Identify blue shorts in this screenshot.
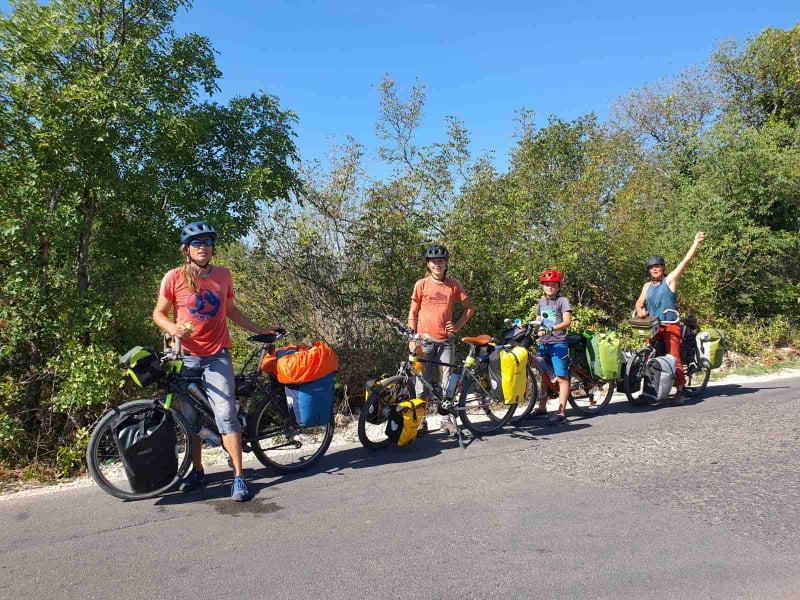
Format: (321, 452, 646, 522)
(181, 349, 241, 434)
(537, 342, 570, 379)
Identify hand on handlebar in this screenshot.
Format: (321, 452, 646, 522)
(170, 322, 193, 340)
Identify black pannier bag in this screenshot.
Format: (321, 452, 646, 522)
(114, 408, 178, 493)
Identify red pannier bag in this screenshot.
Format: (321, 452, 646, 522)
(276, 341, 339, 385)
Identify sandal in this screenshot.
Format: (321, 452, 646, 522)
(547, 412, 568, 426)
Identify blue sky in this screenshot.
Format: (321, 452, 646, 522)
(4, 1, 798, 174)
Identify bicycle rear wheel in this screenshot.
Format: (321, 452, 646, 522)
(458, 370, 515, 435)
(509, 364, 538, 424)
(86, 399, 194, 501)
(568, 372, 616, 416)
(684, 358, 711, 397)
(250, 392, 334, 473)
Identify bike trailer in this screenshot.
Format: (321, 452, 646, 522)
(644, 355, 677, 402)
(120, 346, 163, 388)
(385, 398, 426, 446)
(488, 346, 529, 405)
(285, 372, 336, 427)
(697, 328, 724, 369)
(114, 408, 178, 493)
(276, 341, 339, 385)
(586, 332, 623, 381)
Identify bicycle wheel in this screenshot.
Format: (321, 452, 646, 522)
(250, 392, 334, 473)
(567, 372, 615, 416)
(458, 369, 515, 435)
(358, 376, 409, 450)
(86, 399, 194, 501)
(510, 364, 538, 424)
(684, 358, 711, 397)
(623, 348, 656, 406)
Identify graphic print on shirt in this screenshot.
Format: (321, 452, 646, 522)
(188, 290, 222, 321)
(427, 291, 449, 305)
(540, 307, 558, 330)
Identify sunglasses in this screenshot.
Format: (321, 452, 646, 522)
(189, 238, 215, 248)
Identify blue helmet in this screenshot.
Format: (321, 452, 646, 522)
(180, 221, 217, 245)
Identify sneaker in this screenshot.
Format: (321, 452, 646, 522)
(671, 389, 691, 404)
(547, 412, 568, 426)
(528, 407, 548, 419)
(181, 470, 206, 493)
(231, 476, 250, 502)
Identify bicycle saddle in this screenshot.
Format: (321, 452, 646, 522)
(461, 334, 494, 347)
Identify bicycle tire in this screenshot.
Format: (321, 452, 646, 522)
(567, 373, 615, 416)
(457, 369, 515, 435)
(86, 399, 194, 501)
(685, 358, 711, 397)
(624, 349, 656, 406)
(357, 376, 408, 450)
(250, 392, 334, 473)
(510, 364, 538, 424)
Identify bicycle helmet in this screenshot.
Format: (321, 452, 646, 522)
(180, 221, 217, 245)
(539, 269, 563, 284)
(425, 244, 449, 261)
(645, 256, 666, 269)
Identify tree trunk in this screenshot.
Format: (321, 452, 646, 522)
(38, 184, 62, 295)
(76, 187, 96, 293)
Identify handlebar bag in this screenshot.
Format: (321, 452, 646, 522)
(285, 372, 336, 427)
(114, 408, 178, 493)
(629, 316, 659, 338)
(696, 328, 724, 369)
(586, 332, 623, 381)
(276, 342, 339, 385)
(120, 346, 163, 388)
(385, 398, 426, 446)
(644, 355, 677, 402)
(488, 346, 529, 405)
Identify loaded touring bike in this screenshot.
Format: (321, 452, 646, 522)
(623, 310, 711, 405)
(499, 319, 617, 422)
(86, 332, 334, 500)
(358, 316, 516, 450)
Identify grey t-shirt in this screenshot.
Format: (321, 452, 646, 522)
(537, 295, 572, 344)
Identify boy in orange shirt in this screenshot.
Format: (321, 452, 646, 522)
(407, 244, 475, 435)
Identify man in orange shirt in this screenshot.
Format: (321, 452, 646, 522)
(407, 244, 475, 435)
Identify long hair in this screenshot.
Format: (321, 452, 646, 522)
(180, 245, 213, 293)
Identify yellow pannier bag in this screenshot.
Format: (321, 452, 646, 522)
(697, 328, 725, 369)
(490, 346, 528, 405)
(386, 398, 426, 447)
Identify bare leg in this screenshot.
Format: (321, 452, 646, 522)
(191, 434, 203, 471)
(556, 376, 570, 415)
(222, 432, 243, 477)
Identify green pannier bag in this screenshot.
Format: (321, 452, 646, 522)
(585, 332, 623, 381)
(696, 328, 724, 369)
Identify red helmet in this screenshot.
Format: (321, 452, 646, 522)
(539, 269, 563, 284)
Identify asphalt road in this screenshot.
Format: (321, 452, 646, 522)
(2, 377, 799, 599)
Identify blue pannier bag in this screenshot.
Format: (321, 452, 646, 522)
(285, 372, 336, 427)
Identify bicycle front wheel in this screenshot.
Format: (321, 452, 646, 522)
(250, 393, 334, 474)
(86, 399, 194, 501)
(624, 349, 656, 406)
(458, 370, 515, 435)
(567, 372, 615, 416)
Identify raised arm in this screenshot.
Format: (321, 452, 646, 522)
(667, 231, 705, 285)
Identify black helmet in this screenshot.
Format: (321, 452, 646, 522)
(180, 221, 217, 245)
(645, 256, 666, 269)
(425, 244, 449, 261)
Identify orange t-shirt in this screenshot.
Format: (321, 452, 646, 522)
(410, 277, 469, 340)
(159, 266, 234, 356)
